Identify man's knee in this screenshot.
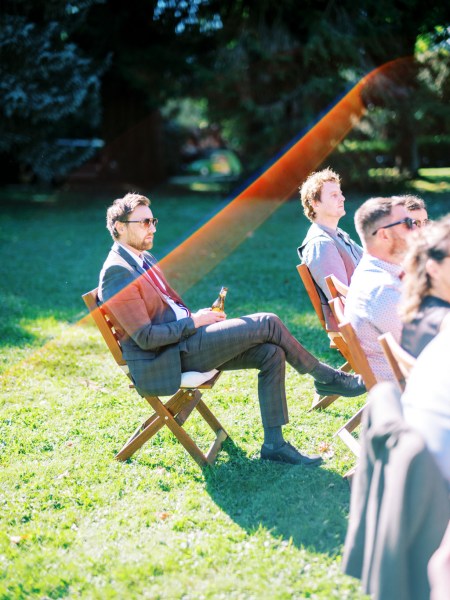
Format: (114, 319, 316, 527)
(259, 343, 285, 369)
(251, 312, 283, 328)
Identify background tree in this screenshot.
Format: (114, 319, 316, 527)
(153, 0, 450, 177)
(1, 0, 449, 184)
(0, 0, 108, 183)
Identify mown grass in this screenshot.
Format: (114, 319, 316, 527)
(1, 175, 449, 599)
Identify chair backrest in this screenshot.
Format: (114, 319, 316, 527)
(296, 263, 326, 330)
(378, 332, 416, 392)
(330, 297, 378, 390)
(325, 274, 349, 301)
(82, 288, 129, 373)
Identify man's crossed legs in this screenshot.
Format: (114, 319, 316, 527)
(180, 313, 365, 465)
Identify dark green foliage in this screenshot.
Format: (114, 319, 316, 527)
(0, 1, 108, 182)
(153, 1, 450, 175)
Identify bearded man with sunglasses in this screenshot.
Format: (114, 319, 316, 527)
(345, 196, 418, 380)
(98, 193, 366, 466)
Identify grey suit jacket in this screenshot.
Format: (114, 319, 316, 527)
(98, 243, 197, 396)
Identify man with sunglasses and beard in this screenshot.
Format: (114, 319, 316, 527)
(345, 196, 418, 380)
(97, 193, 366, 466)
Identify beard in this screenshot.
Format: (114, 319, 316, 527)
(389, 235, 408, 259)
(128, 233, 153, 252)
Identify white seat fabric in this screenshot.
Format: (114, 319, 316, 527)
(180, 369, 219, 388)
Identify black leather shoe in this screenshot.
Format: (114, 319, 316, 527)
(261, 442, 323, 466)
(314, 372, 366, 398)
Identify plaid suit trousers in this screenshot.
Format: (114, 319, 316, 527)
(180, 312, 319, 427)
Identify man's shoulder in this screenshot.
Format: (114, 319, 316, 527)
(98, 245, 138, 301)
(101, 244, 136, 270)
(302, 223, 334, 243)
(298, 224, 336, 256)
(353, 254, 393, 276)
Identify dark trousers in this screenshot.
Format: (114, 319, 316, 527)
(180, 313, 319, 428)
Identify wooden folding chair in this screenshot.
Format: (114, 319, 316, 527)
(324, 274, 349, 302)
(329, 297, 377, 459)
(378, 332, 416, 392)
(82, 288, 228, 467)
(296, 263, 353, 410)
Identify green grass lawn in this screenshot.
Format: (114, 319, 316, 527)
(1, 176, 449, 599)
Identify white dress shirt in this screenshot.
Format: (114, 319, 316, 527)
(345, 253, 403, 381)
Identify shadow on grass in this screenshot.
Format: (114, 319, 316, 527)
(204, 438, 350, 556)
(0, 322, 37, 349)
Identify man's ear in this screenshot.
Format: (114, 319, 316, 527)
(114, 221, 125, 238)
(377, 228, 390, 242)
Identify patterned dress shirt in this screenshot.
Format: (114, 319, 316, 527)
(344, 253, 404, 381)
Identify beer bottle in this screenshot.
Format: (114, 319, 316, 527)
(211, 286, 228, 312)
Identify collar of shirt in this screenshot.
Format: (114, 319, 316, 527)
(363, 252, 404, 278)
(313, 222, 349, 243)
(117, 243, 144, 268)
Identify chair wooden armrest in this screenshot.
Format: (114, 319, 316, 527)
(297, 263, 354, 411)
(378, 332, 416, 392)
(329, 297, 378, 463)
(325, 274, 348, 301)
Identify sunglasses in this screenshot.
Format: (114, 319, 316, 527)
(121, 217, 158, 228)
(372, 217, 418, 236)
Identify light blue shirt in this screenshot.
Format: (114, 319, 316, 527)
(345, 253, 403, 381)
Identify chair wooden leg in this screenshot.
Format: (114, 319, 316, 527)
(116, 412, 164, 461)
(116, 389, 228, 466)
(175, 391, 201, 425)
(339, 361, 352, 373)
(309, 392, 340, 411)
(337, 429, 361, 457)
(336, 404, 365, 435)
(333, 404, 366, 457)
(195, 396, 229, 464)
(205, 429, 228, 464)
(196, 396, 228, 436)
(343, 464, 358, 484)
(115, 390, 194, 461)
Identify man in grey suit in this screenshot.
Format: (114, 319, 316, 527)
(298, 168, 363, 329)
(99, 193, 365, 465)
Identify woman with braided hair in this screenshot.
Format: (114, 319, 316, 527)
(400, 215, 450, 358)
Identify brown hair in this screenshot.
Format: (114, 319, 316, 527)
(299, 167, 341, 222)
(392, 194, 427, 213)
(354, 196, 407, 245)
(399, 215, 450, 322)
(106, 193, 150, 239)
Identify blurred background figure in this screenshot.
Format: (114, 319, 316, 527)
(400, 194, 429, 227)
(401, 327, 450, 488)
(400, 214, 450, 357)
(428, 522, 450, 600)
